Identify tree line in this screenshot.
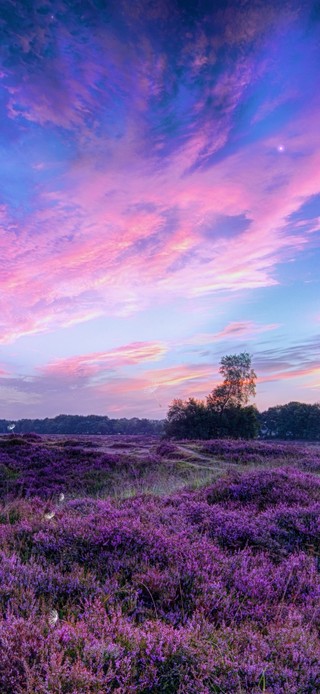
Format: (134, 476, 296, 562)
(0, 414, 164, 436)
(259, 402, 320, 441)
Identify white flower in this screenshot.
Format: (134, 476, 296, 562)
(49, 609, 59, 626)
(59, 493, 65, 502)
(44, 511, 55, 520)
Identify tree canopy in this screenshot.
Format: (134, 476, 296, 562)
(207, 352, 257, 413)
(259, 402, 320, 440)
(165, 353, 258, 439)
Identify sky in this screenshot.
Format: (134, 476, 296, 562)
(0, 0, 319, 420)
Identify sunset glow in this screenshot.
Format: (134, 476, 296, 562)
(1, 0, 319, 419)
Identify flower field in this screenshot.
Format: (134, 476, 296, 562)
(0, 435, 320, 692)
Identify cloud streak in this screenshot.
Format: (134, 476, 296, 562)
(41, 342, 167, 379)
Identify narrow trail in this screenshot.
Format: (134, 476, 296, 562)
(176, 444, 216, 461)
(176, 444, 239, 470)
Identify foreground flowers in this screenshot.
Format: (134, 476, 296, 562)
(0, 436, 319, 692)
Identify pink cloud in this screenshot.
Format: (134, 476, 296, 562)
(41, 341, 167, 378)
(1, 81, 320, 344)
(142, 364, 214, 389)
(1, 343, 319, 420)
(0, 359, 216, 419)
(258, 365, 320, 385)
(180, 321, 280, 346)
(90, 363, 215, 415)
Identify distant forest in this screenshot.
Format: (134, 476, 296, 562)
(0, 414, 164, 436)
(260, 402, 320, 441)
(1, 401, 320, 440)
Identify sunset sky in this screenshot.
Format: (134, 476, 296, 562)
(0, 0, 319, 420)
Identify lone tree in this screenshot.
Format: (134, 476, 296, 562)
(165, 353, 258, 439)
(207, 352, 256, 414)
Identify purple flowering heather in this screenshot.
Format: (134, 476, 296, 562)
(0, 436, 320, 691)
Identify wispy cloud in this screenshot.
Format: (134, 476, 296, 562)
(41, 342, 167, 379)
(180, 321, 280, 347)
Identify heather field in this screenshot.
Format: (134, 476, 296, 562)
(0, 435, 320, 692)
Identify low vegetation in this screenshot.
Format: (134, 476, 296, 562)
(0, 434, 320, 692)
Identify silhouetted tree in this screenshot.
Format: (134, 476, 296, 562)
(206, 353, 257, 438)
(164, 352, 259, 439)
(207, 352, 256, 413)
(225, 405, 259, 439)
(260, 402, 320, 440)
(165, 353, 258, 439)
(164, 398, 212, 439)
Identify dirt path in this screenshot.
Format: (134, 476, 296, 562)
(176, 444, 238, 470)
(176, 444, 216, 461)
(175, 444, 223, 471)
